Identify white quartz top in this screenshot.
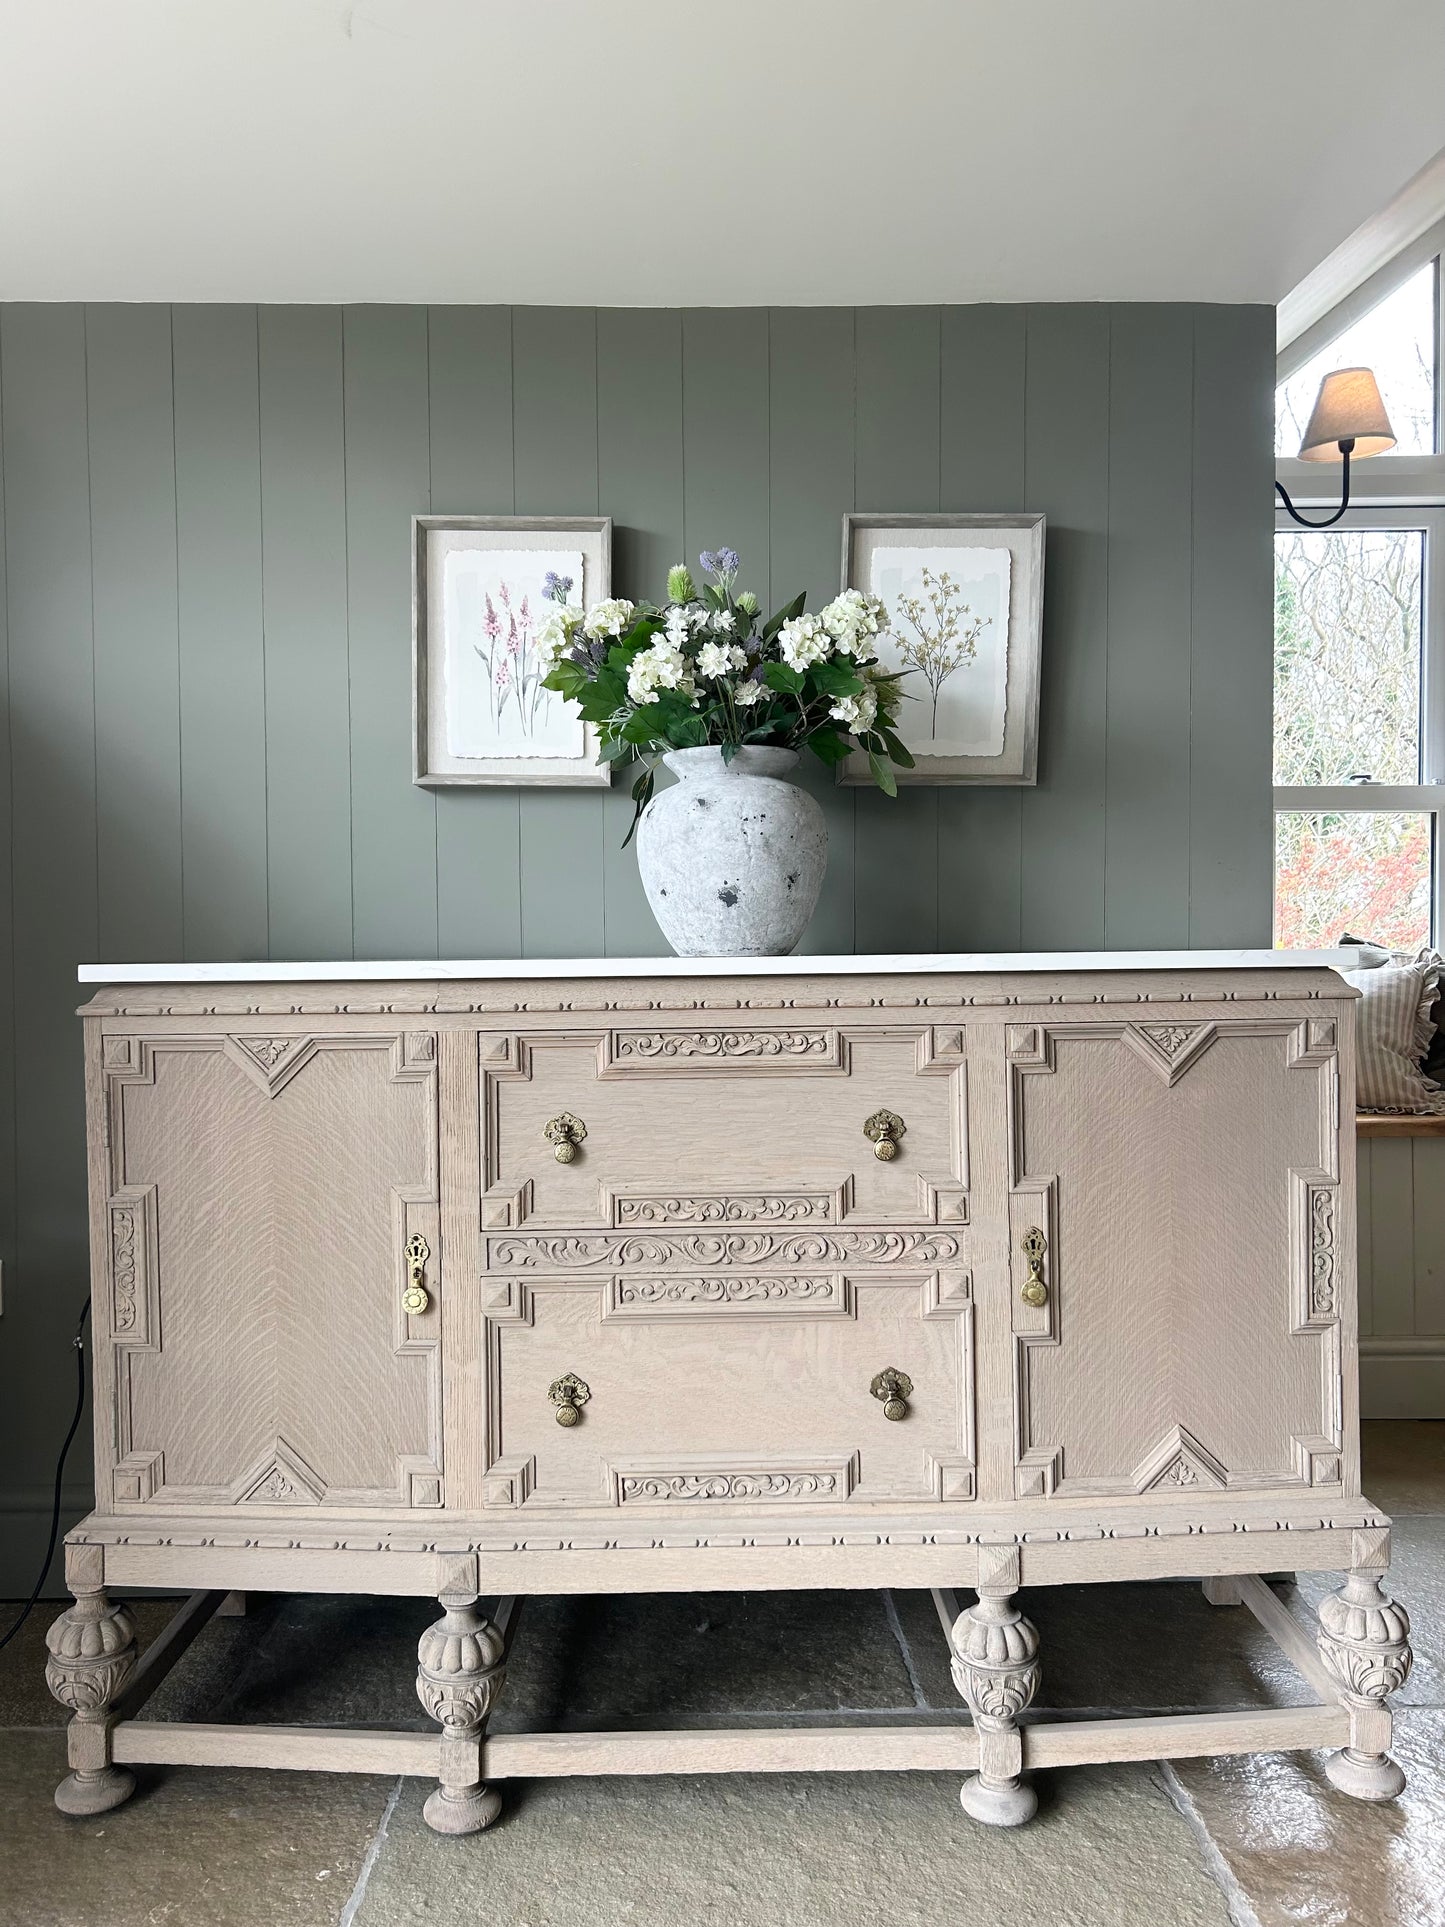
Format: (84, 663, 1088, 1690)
(78, 949, 1382, 985)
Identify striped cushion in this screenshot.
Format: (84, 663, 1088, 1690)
(1344, 957, 1445, 1113)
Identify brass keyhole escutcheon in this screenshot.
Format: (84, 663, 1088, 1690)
(870, 1367, 912, 1421)
(550, 1372, 591, 1427)
(403, 1232, 431, 1315)
(544, 1113, 587, 1164)
(1020, 1226, 1048, 1308)
(863, 1109, 906, 1162)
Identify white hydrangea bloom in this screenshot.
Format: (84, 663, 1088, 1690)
(536, 604, 583, 665)
(664, 605, 692, 648)
(695, 640, 734, 680)
(583, 597, 637, 640)
(777, 613, 832, 671)
(711, 608, 736, 635)
(819, 588, 885, 663)
(626, 639, 690, 705)
(733, 679, 765, 707)
(830, 685, 879, 732)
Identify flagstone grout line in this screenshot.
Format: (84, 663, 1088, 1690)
(338, 1774, 403, 1927)
(1157, 1761, 1267, 1927)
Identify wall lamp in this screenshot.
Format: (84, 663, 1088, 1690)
(1275, 367, 1396, 529)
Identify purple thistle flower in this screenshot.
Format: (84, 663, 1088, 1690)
(716, 546, 741, 578)
(698, 550, 718, 577)
(542, 571, 573, 603)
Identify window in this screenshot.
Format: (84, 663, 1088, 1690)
(1276, 260, 1438, 458)
(1273, 508, 1443, 946)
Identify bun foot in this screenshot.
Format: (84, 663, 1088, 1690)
(54, 1765, 136, 1816)
(423, 1781, 502, 1835)
(959, 1773, 1038, 1827)
(1325, 1748, 1407, 1802)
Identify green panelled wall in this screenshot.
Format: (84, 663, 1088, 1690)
(0, 302, 1275, 1588)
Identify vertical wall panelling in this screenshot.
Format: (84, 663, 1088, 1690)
(853, 306, 942, 952)
(0, 317, 12, 1523)
(1189, 304, 1274, 946)
(1410, 1137, 1445, 1334)
(0, 304, 98, 1562)
(767, 307, 857, 955)
(596, 308, 683, 954)
(427, 305, 522, 958)
(681, 310, 771, 600)
(343, 306, 437, 957)
(87, 305, 183, 962)
(937, 305, 1027, 951)
(512, 308, 604, 956)
(1019, 305, 1111, 948)
(1356, 1134, 1375, 1335)
(1104, 305, 1193, 948)
(258, 307, 354, 960)
(1367, 1137, 1415, 1335)
(173, 305, 269, 959)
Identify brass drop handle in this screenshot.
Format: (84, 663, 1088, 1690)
(863, 1109, 906, 1162)
(549, 1372, 590, 1427)
(544, 1113, 587, 1164)
(1020, 1226, 1048, 1308)
(870, 1366, 912, 1421)
(402, 1232, 431, 1315)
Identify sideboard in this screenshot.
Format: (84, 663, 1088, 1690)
(47, 950, 1412, 1832)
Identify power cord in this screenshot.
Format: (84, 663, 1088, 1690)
(0, 1297, 91, 1651)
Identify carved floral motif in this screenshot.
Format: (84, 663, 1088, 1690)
(1310, 1187, 1337, 1318)
(619, 1470, 840, 1502)
(612, 1030, 834, 1062)
(489, 1230, 962, 1270)
(617, 1275, 840, 1307)
(616, 1193, 833, 1226)
(111, 1207, 139, 1334)
(233, 1036, 293, 1071)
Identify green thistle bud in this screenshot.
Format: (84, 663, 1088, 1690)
(736, 589, 760, 617)
(666, 563, 697, 604)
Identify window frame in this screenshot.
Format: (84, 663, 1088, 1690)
(1272, 502, 1445, 946)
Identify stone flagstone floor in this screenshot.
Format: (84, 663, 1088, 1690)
(0, 1420, 1440, 1927)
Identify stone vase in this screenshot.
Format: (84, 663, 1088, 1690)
(635, 746, 827, 957)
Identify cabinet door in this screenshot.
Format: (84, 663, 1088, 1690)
(1005, 1016, 1345, 1501)
(98, 1029, 443, 1511)
(478, 1021, 969, 1231)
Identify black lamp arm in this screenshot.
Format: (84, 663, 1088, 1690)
(1275, 439, 1354, 529)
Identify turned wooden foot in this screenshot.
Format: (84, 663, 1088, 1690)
(950, 1585, 1041, 1828)
(1316, 1568, 1412, 1803)
(46, 1586, 138, 1818)
(416, 1593, 507, 1835)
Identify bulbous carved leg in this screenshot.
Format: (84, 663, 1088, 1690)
(416, 1599, 507, 1834)
(1316, 1569, 1413, 1801)
(951, 1589, 1041, 1826)
(46, 1588, 138, 1816)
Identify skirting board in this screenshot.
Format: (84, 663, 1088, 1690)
(1360, 1336, 1445, 1420)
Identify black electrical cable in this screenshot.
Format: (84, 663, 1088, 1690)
(0, 1297, 91, 1651)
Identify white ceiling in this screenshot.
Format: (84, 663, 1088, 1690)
(3, 0, 1444, 307)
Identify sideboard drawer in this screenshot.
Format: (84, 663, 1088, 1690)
(479, 1023, 969, 1230)
(479, 1264, 975, 1510)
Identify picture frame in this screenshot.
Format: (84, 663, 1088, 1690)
(412, 515, 612, 786)
(838, 512, 1045, 785)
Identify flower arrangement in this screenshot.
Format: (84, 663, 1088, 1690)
(537, 548, 914, 838)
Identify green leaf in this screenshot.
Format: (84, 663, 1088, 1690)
(763, 662, 804, 696)
(880, 728, 915, 769)
(808, 660, 865, 698)
(806, 726, 851, 767)
(868, 750, 898, 797)
(599, 736, 633, 762)
(621, 766, 656, 849)
(760, 591, 806, 643)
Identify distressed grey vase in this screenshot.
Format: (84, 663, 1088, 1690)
(636, 746, 827, 957)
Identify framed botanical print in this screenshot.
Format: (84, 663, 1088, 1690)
(412, 515, 612, 786)
(838, 513, 1045, 785)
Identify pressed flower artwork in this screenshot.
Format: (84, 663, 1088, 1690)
(413, 517, 612, 786)
(868, 546, 1011, 755)
(442, 547, 586, 758)
(840, 515, 1045, 785)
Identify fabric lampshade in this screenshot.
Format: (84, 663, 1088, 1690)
(1297, 367, 1396, 461)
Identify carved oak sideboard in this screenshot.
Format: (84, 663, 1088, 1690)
(49, 951, 1412, 1831)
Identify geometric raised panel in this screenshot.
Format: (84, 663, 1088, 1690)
(1131, 1425, 1229, 1493)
